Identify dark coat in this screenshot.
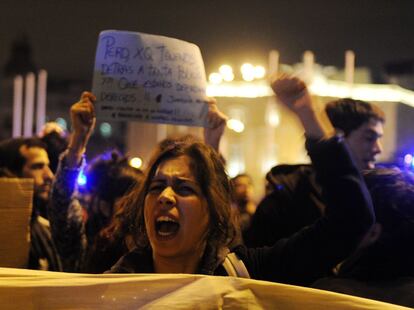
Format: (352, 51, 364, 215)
(245, 163, 324, 247)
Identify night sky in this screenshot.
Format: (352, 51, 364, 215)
(1, 0, 414, 82)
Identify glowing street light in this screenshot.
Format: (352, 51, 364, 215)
(267, 111, 280, 127)
(254, 65, 266, 79)
(241, 63, 255, 81)
(227, 119, 245, 133)
(209, 72, 223, 84)
(219, 65, 232, 75)
(219, 65, 234, 82)
(227, 160, 244, 178)
(129, 157, 143, 169)
(222, 72, 234, 82)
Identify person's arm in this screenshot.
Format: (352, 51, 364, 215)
(48, 92, 96, 272)
(66, 92, 96, 167)
(203, 97, 227, 152)
(241, 75, 375, 285)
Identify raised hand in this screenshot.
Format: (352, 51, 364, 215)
(270, 74, 325, 139)
(67, 91, 96, 167)
(203, 97, 228, 152)
(270, 74, 312, 115)
(70, 92, 96, 137)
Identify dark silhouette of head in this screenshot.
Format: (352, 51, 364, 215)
(339, 168, 414, 279)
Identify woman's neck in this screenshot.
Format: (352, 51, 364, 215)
(153, 248, 205, 274)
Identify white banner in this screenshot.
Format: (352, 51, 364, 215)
(0, 268, 407, 309)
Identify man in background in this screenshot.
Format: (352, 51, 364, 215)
(231, 173, 257, 234)
(245, 98, 385, 247)
(0, 137, 61, 270)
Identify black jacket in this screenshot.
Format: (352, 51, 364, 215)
(245, 163, 324, 247)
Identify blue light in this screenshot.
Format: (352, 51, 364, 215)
(77, 170, 87, 186)
(404, 154, 413, 165)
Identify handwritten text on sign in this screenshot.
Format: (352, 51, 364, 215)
(92, 30, 209, 127)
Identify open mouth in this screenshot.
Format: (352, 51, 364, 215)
(155, 216, 180, 239)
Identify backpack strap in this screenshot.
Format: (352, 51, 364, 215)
(222, 252, 251, 279)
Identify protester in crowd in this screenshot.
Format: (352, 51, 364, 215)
(80, 151, 142, 238)
(105, 75, 374, 287)
(81, 150, 144, 273)
(49, 92, 228, 273)
(0, 137, 61, 270)
(52, 148, 144, 273)
(312, 167, 414, 307)
(47, 93, 140, 272)
(230, 173, 256, 234)
(246, 98, 385, 247)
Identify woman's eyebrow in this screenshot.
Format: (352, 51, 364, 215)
(150, 175, 199, 187)
(149, 178, 165, 184)
(176, 177, 196, 183)
(150, 175, 195, 184)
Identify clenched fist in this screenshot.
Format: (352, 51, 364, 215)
(70, 91, 96, 137)
(270, 74, 312, 116)
(270, 74, 325, 139)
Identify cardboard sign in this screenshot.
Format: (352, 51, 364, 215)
(0, 178, 33, 268)
(92, 30, 209, 127)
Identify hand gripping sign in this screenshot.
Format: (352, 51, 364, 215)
(92, 30, 209, 127)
